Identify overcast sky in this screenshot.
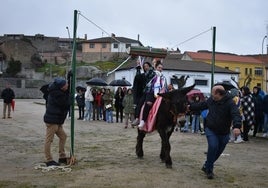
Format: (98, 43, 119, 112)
(1, 0, 268, 55)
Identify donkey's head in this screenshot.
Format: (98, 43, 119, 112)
(158, 84, 195, 114)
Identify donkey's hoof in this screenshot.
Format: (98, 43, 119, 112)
(166, 164, 172, 169)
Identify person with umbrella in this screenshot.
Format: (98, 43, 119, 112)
(1, 82, 15, 119)
(114, 87, 125, 123)
(102, 88, 114, 123)
(75, 87, 85, 120)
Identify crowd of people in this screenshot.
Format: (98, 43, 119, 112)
(181, 85, 268, 141)
(75, 85, 135, 127)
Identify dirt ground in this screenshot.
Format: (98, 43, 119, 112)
(0, 99, 268, 188)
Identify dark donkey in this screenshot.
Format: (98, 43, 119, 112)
(136, 84, 195, 168)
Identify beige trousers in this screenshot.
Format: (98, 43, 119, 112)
(44, 123, 67, 162)
(3, 103, 11, 118)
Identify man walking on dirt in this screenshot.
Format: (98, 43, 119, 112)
(188, 85, 242, 179)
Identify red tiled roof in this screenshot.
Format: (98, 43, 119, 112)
(185, 51, 262, 64)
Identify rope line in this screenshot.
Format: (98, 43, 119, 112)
(106, 55, 132, 76)
(172, 28, 212, 48)
(78, 11, 122, 44)
(34, 163, 72, 173)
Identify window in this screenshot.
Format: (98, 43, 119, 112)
(89, 43, 95, 48)
(102, 43, 107, 48)
(113, 43, 118, 48)
(235, 67, 240, 72)
(125, 43, 131, 48)
(225, 67, 229, 70)
(254, 67, 263, 76)
(194, 79, 208, 86)
(245, 68, 252, 75)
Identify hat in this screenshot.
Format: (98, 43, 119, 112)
(54, 78, 66, 88)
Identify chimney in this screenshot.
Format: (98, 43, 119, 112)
(111, 33, 116, 37)
(84, 34, 87, 40)
(137, 34, 140, 41)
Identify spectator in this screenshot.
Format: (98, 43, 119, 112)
(262, 94, 268, 137)
(93, 89, 103, 121)
(75, 89, 85, 120)
(191, 95, 201, 133)
(122, 88, 135, 128)
(103, 89, 114, 123)
(1, 83, 15, 119)
(240, 86, 255, 141)
(114, 87, 125, 123)
(84, 84, 94, 121)
(252, 86, 263, 137)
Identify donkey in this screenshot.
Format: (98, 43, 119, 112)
(135, 85, 195, 168)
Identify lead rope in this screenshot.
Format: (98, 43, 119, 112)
(34, 163, 72, 173)
(34, 156, 76, 173)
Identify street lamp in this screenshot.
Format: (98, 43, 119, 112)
(261, 35, 267, 93)
(66, 26, 71, 78)
(262, 35, 267, 55)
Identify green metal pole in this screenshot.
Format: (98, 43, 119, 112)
(211, 26, 216, 90)
(70, 10, 78, 157)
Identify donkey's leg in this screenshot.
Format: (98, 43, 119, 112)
(136, 129, 146, 158)
(159, 130, 173, 168)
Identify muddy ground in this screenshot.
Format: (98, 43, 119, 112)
(0, 99, 268, 188)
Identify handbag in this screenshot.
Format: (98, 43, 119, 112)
(105, 104, 112, 109)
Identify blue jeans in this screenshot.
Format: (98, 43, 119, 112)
(84, 101, 92, 121)
(106, 109, 113, 123)
(191, 115, 200, 133)
(204, 127, 229, 172)
(182, 115, 190, 131)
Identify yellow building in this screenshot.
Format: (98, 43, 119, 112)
(182, 51, 265, 91)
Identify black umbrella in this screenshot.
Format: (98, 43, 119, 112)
(109, 79, 132, 86)
(214, 82, 236, 91)
(40, 83, 50, 101)
(40, 84, 49, 94)
(76, 86, 86, 92)
(86, 77, 108, 86)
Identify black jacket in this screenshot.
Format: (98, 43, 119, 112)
(1, 88, 15, 103)
(190, 94, 242, 135)
(44, 83, 70, 125)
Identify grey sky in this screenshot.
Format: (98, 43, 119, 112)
(1, 0, 268, 55)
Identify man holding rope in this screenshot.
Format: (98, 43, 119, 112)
(43, 77, 70, 166)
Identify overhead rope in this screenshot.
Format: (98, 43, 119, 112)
(172, 28, 212, 49)
(78, 11, 122, 43)
(106, 55, 132, 76)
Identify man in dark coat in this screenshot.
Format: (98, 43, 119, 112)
(131, 61, 155, 126)
(43, 77, 70, 166)
(189, 85, 242, 179)
(1, 83, 15, 119)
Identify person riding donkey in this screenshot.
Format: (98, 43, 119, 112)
(138, 61, 167, 129)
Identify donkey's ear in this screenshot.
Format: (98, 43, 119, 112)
(180, 84, 195, 95)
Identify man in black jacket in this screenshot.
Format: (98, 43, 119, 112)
(43, 78, 70, 166)
(131, 61, 155, 126)
(1, 83, 15, 119)
(188, 85, 241, 179)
